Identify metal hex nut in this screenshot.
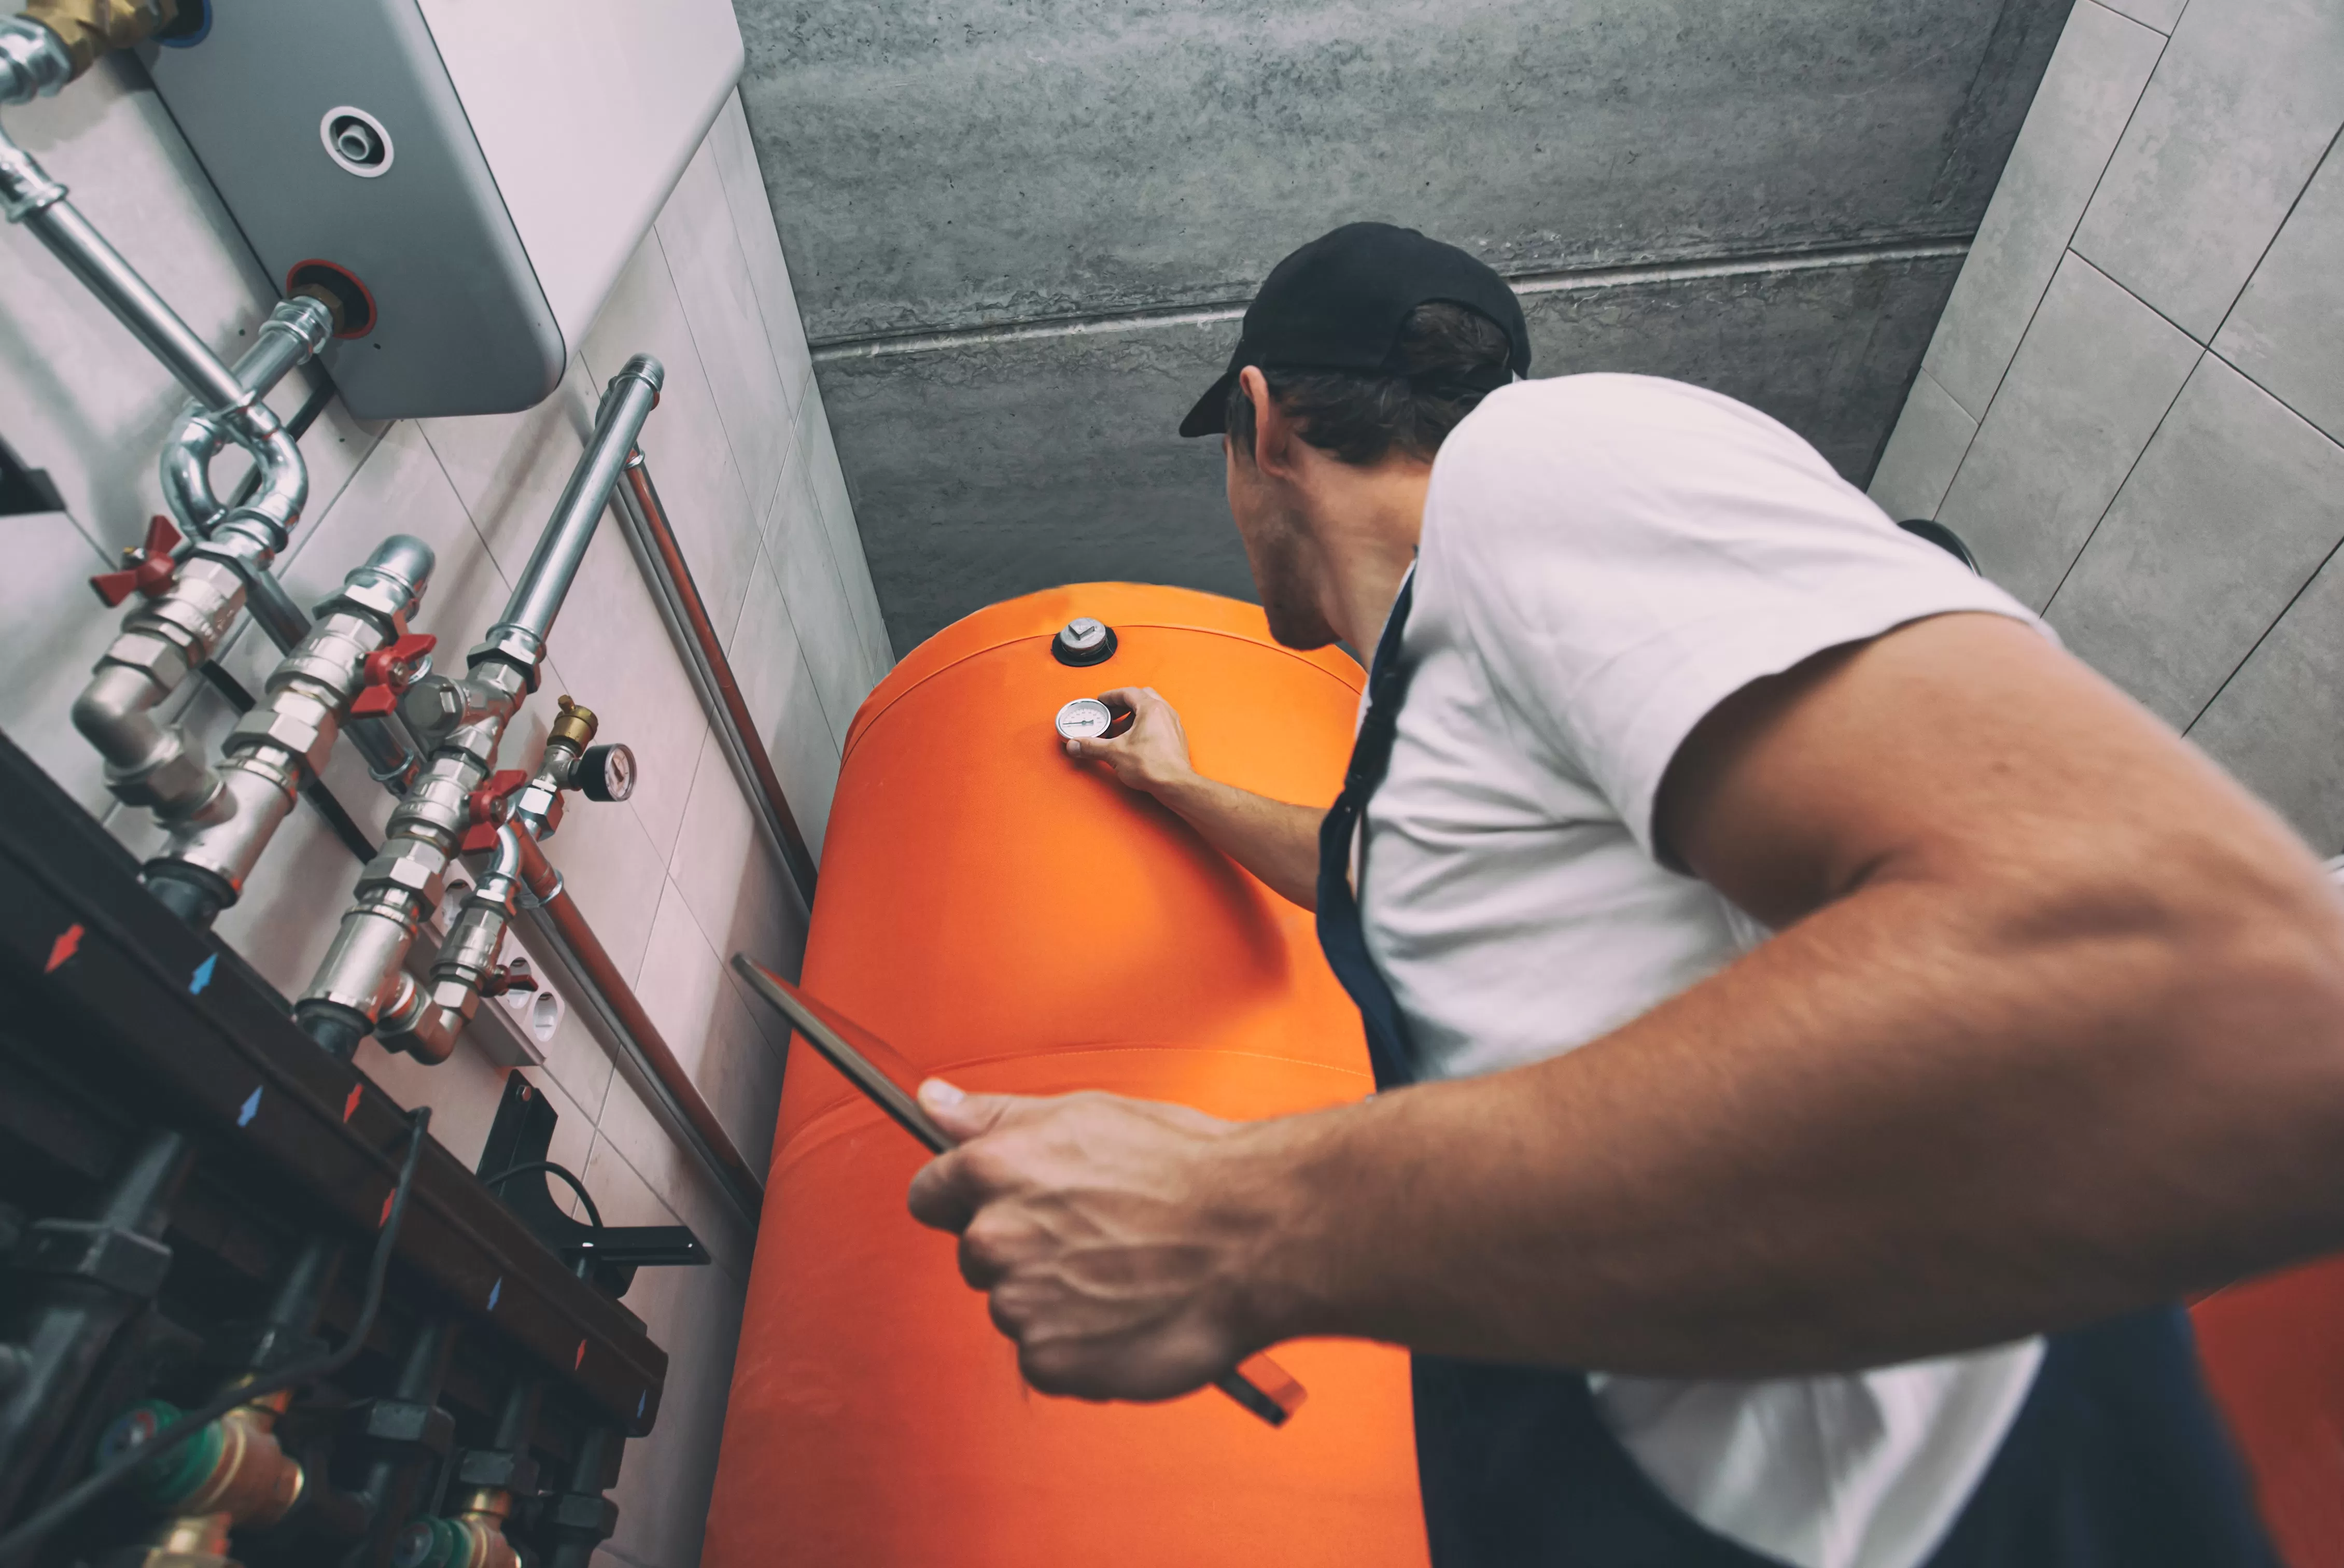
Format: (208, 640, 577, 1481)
(328, 576, 411, 625)
(229, 704, 327, 771)
(358, 839, 450, 901)
(99, 631, 191, 689)
(114, 737, 218, 817)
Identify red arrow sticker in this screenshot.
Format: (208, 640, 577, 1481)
(379, 1191, 395, 1228)
(343, 1084, 363, 1123)
(45, 924, 83, 974)
(574, 1339, 586, 1370)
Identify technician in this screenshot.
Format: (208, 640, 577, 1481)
(906, 222, 2342, 1566)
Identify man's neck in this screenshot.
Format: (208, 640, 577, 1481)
(1311, 459, 1431, 652)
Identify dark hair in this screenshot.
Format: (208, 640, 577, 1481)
(1225, 301, 1517, 467)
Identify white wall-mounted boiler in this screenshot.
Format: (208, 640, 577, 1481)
(144, 0, 743, 419)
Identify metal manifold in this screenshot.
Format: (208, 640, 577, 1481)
(0, 5, 817, 1565)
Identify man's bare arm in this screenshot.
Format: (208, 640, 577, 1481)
(1066, 687, 1326, 909)
(913, 614, 2344, 1398)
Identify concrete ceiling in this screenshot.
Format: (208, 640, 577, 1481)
(736, 0, 2074, 653)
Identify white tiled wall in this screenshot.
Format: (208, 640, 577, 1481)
(0, 55, 891, 1568)
(1871, 0, 2344, 852)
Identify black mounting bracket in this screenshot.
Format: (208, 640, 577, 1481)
(474, 1073, 707, 1297)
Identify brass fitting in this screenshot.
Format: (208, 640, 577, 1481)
(392, 1491, 520, 1568)
(23, 0, 179, 79)
(99, 1391, 303, 1568)
(549, 694, 598, 753)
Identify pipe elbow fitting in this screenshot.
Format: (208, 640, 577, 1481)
(377, 971, 460, 1066)
(20, 0, 179, 83)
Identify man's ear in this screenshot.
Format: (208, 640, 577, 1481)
(1239, 366, 1296, 478)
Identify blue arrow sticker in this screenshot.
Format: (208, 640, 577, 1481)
(236, 1087, 261, 1127)
(486, 1277, 501, 1312)
(189, 955, 217, 995)
(636, 1390, 646, 1420)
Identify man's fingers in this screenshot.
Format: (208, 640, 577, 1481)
(906, 1149, 982, 1233)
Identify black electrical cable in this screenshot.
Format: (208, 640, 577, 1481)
(480, 1160, 604, 1231)
(0, 1107, 433, 1567)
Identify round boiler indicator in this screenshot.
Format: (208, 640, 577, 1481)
(1055, 697, 1114, 740)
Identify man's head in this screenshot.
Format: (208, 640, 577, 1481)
(1182, 224, 1528, 648)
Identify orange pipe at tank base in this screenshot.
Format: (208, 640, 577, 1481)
(704, 584, 1428, 1568)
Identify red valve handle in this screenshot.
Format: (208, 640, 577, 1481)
(459, 769, 531, 855)
(89, 515, 184, 608)
(478, 964, 540, 1000)
(349, 633, 439, 719)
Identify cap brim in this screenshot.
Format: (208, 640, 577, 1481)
(1178, 365, 1242, 438)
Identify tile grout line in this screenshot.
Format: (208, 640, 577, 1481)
(1958, 4, 2171, 429)
(810, 239, 1974, 361)
(1913, 366, 1984, 520)
(2037, 342, 2203, 619)
(642, 224, 770, 553)
(2183, 529, 2344, 738)
(2205, 118, 2344, 349)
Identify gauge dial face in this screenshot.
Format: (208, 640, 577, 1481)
(1055, 698, 1113, 740)
(598, 744, 637, 802)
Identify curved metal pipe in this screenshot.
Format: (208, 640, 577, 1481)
(161, 298, 332, 550)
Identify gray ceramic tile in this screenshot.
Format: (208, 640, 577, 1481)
(762, 451, 873, 746)
(654, 139, 795, 519)
(582, 233, 764, 642)
(1868, 370, 1979, 524)
(708, 93, 813, 425)
(1939, 254, 2203, 609)
(2214, 137, 2344, 446)
(725, 555, 840, 861)
(2048, 356, 2344, 726)
(668, 726, 813, 1008)
(2095, 0, 2187, 32)
(1924, 1, 2169, 416)
(628, 876, 790, 1176)
(2073, 0, 2344, 342)
(2191, 545, 2344, 852)
(795, 377, 895, 679)
(538, 779, 673, 991)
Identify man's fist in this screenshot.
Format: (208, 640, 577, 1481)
(905, 1079, 1276, 1402)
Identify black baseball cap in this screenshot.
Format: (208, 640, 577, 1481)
(1179, 221, 1533, 438)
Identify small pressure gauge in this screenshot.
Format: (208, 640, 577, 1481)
(580, 743, 637, 802)
(1055, 698, 1114, 741)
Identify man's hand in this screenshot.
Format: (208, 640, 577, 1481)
(1062, 687, 1196, 796)
(1062, 687, 1328, 908)
(905, 1079, 1276, 1402)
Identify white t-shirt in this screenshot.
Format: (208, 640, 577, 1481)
(1359, 374, 2048, 1568)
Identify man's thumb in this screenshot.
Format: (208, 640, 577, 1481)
(919, 1079, 1021, 1141)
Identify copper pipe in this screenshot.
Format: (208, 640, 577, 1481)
(613, 449, 819, 903)
(508, 830, 764, 1221)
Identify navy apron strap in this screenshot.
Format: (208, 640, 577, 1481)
(1315, 571, 1420, 1091)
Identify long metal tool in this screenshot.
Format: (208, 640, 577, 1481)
(730, 954, 1308, 1428)
(612, 445, 819, 904)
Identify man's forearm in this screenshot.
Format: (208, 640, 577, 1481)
(1229, 863, 2344, 1377)
(1148, 771, 1325, 909)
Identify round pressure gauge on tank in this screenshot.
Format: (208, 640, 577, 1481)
(1055, 698, 1115, 741)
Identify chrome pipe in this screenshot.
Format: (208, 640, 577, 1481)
(0, 128, 246, 412)
(506, 828, 764, 1225)
(476, 357, 662, 680)
(613, 449, 819, 904)
(162, 297, 334, 553)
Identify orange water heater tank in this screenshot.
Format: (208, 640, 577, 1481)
(704, 583, 1428, 1567)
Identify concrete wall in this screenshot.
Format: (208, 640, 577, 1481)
(1871, 0, 2344, 851)
(737, 0, 2075, 651)
(0, 59, 891, 1568)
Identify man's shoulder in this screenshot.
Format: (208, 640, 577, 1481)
(1434, 375, 1817, 506)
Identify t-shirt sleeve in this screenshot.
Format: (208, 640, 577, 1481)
(1425, 375, 2047, 862)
